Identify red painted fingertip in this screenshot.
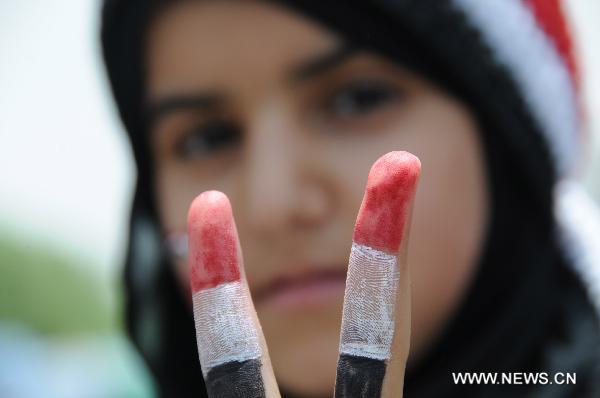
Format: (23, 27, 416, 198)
(188, 191, 241, 292)
(353, 151, 421, 254)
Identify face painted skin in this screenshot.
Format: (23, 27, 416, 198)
(147, 2, 488, 395)
(336, 152, 420, 398)
(188, 192, 265, 397)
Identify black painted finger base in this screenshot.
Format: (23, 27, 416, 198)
(335, 354, 386, 398)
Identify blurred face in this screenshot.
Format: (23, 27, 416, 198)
(146, 1, 488, 396)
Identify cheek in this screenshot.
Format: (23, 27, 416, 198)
(175, 258, 192, 296)
(154, 164, 216, 295)
(155, 163, 190, 231)
(155, 160, 227, 232)
(320, 95, 488, 348)
(405, 102, 489, 356)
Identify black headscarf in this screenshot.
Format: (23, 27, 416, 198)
(101, 1, 600, 396)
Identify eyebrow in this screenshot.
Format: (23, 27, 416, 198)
(291, 44, 357, 82)
(145, 45, 357, 127)
(145, 93, 223, 128)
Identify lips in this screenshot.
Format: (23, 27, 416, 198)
(253, 268, 347, 310)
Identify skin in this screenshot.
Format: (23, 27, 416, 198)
(146, 1, 488, 396)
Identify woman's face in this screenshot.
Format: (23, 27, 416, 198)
(146, 1, 488, 396)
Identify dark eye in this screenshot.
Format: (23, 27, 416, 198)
(176, 120, 241, 159)
(327, 80, 402, 117)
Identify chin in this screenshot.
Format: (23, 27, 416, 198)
(274, 341, 338, 397)
(263, 311, 341, 397)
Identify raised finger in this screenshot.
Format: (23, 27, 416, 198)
(188, 191, 280, 398)
(335, 151, 420, 398)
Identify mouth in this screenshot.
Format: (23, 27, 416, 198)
(253, 267, 347, 311)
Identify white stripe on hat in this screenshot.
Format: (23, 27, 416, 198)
(452, 0, 580, 176)
(555, 181, 600, 317)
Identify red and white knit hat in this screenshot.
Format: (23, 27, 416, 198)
(452, 0, 599, 314)
(453, 0, 581, 175)
(456, 0, 599, 317)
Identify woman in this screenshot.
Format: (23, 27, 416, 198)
(101, 0, 600, 396)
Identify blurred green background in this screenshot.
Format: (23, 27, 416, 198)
(0, 232, 112, 335)
(0, 228, 154, 397)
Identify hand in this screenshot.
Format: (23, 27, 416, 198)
(187, 151, 420, 398)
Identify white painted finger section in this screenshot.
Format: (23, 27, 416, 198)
(192, 281, 262, 376)
(339, 243, 399, 361)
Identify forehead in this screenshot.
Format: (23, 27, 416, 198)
(146, 1, 340, 98)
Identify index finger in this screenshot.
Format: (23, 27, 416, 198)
(188, 191, 280, 397)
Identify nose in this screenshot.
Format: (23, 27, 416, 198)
(239, 99, 329, 237)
